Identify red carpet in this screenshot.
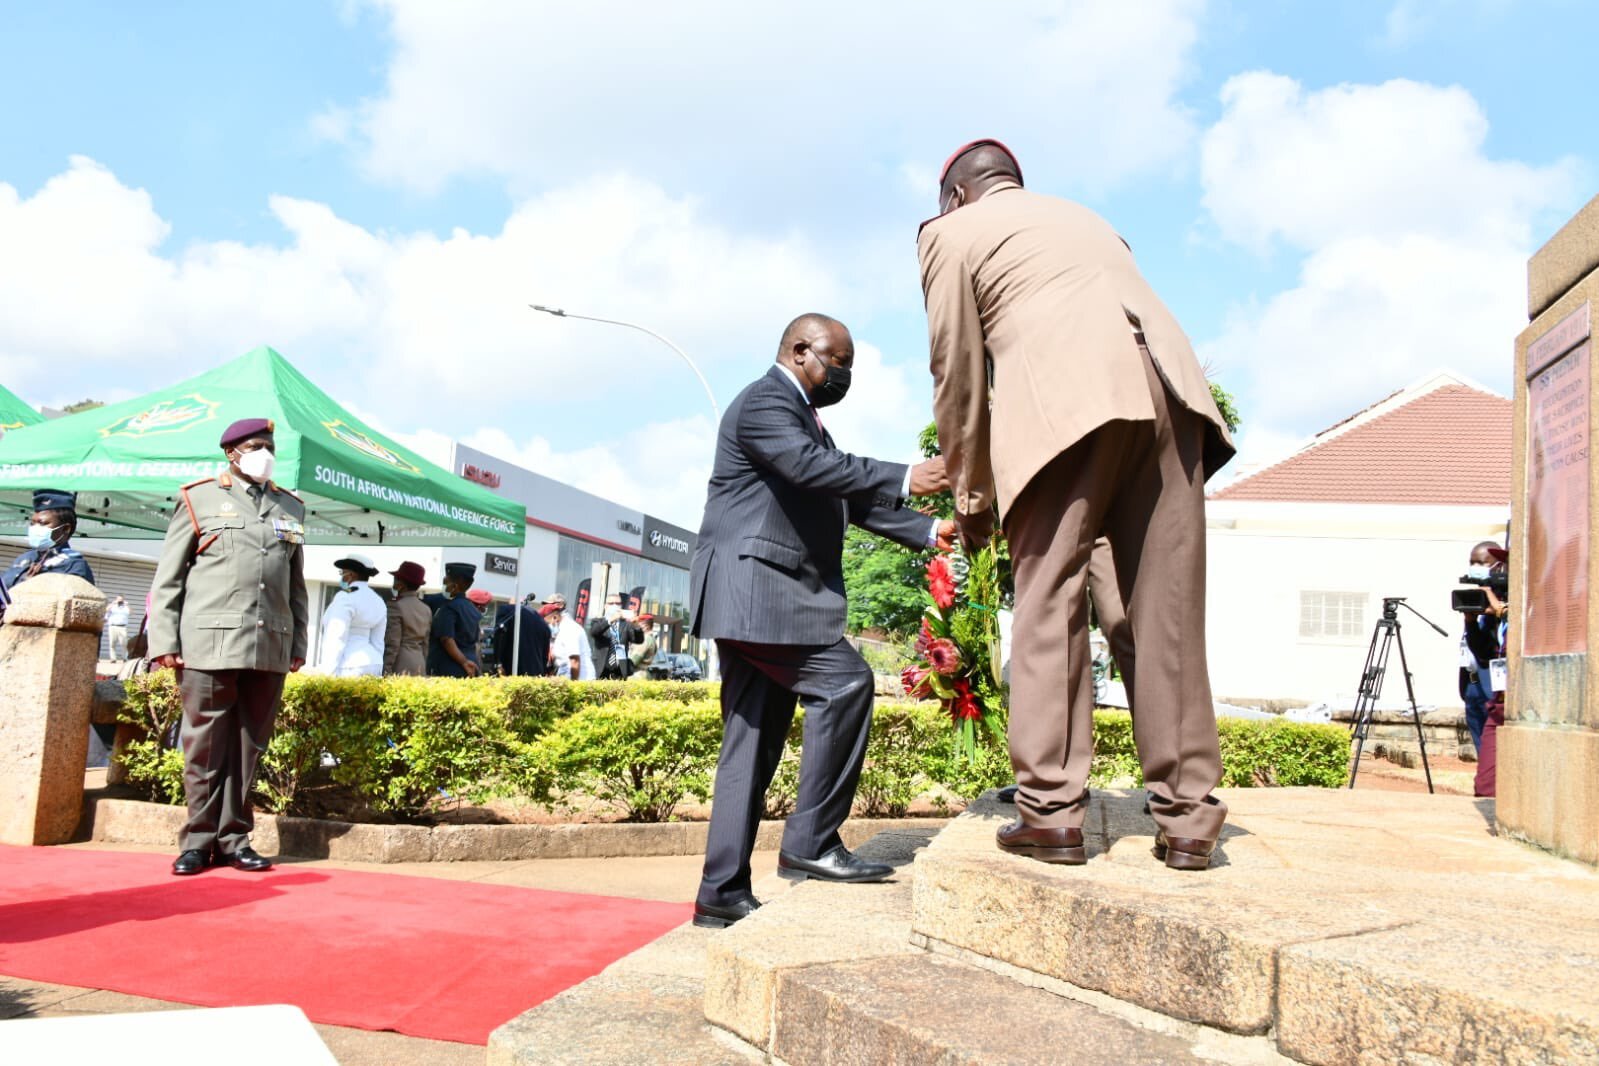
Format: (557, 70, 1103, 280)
(0, 844, 690, 1044)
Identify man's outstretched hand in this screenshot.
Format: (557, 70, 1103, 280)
(955, 507, 996, 552)
(909, 456, 949, 496)
(933, 520, 957, 552)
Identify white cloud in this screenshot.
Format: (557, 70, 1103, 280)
(331, 0, 1208, 215)
(1197, 73, 1581, 436)
(459, 416, 717, 529)
(1201, 73, 1575, 254)
(1379, 0, 1513, 48)
(0, 156, 933, 525)
(0, 157, 844, 426)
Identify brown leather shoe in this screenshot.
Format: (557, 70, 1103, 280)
(1153, 831, 1215, 871)
(995, 820, 1086, 865)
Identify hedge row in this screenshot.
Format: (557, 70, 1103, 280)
(117, 674, 1349, 823)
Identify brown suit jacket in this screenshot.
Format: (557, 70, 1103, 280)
(918, 182, 1234, 517)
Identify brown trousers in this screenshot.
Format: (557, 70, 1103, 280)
(1088, 538, 1135, 696)
(177, 667, 283, 854)
(1003, 344, 1225, 840)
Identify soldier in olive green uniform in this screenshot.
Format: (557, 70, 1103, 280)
(148, 418, 309, 876)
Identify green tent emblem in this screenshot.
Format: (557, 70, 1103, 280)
(323, 419, 421, 473)
(100, 394, 220, 439)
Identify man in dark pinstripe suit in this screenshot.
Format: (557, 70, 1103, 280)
(691, 313, 954, 929)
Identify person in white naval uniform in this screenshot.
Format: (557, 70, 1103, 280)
(316, 554, 388, 677)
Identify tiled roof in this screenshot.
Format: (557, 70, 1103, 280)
(1210, 382, 1511, 505)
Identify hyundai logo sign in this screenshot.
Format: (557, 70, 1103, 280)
(649, 529, 690, 554)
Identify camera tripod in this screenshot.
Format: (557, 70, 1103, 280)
(1347, 597, 1447, 793)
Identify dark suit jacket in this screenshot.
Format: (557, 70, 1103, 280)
(587, 615, 643, 677)
(690, 365, 932, 645)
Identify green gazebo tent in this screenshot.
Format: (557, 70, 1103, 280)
(0, 383, 43, 434)
(0, 346, 524, 547)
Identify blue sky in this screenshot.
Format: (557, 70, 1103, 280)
(1, 1, 1593, 525)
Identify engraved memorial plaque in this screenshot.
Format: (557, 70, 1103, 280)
(1524, 303, 1592, 657)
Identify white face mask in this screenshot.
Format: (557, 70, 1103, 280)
(27, 523, 55, 550)
(1465, 564, 1492, 581)
(237, 448, 276, 483)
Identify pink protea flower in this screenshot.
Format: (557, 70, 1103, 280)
(927, 556, 956, 610)
(926, 637, 962, 676)
(901, 665, 932, 699)
(915, 617, 936, 655)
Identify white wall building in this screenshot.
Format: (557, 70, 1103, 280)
(4, 440, 702, 670)
(1205, 373, 1511, 710)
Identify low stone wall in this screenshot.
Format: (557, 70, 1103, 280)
(1331, 707, 1475, 763)
(83, 795, 945, 864)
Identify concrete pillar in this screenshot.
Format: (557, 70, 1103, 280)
(1502, 193, 1599, 863)
(0, 573, 106, 845)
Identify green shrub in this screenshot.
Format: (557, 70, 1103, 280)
(117, 672, 186, 805)
(1217, 717, 1350, 788)
(532, 698, 722, 822)
(116, 676, 1349, 826)
(857, 702, 945, 816)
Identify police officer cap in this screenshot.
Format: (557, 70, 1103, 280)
(32, 488, 76, 513)
(444, 562, 477, 580)
(220, 418, 275, 449)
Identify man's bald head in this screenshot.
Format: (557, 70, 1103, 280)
(776, 313, 848, 362)
(939, 142, 1023, 214)
(775, 313, 854, 403)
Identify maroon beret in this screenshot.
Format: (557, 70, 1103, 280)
(220, 418, 275, 448)
(390, 561, 427, 587)
(939, 139, 1023, 186)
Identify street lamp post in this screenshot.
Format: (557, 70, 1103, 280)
(529, 305, 720, 424)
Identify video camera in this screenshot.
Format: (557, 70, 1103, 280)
(1452, 568, 1509, 613)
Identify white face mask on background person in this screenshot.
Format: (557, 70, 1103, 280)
(1465, 564, 1492, 581)
(237, 448, 275, 483)
(26, 523, 55, 550)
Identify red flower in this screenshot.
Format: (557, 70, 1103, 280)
(926, 637, 962, 676)
(915, 617, 935, 655)
(950, 678, 983, 721)
(927, 556, 956, 610)
(901, 665, 932, 699)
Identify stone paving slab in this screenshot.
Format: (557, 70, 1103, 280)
(915, 788, 1599, 1060)
(1278, 914, 1599, 1066)
(488, 973, 759, 1066)
(772, 953, 1209, 1066)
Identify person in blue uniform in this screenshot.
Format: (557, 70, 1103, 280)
(2, 489, 95, 600)
(426, 561, 483, 677)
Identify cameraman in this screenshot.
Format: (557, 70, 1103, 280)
(1471, 544, 1510, 798)
(1459, 540, 1505, 753)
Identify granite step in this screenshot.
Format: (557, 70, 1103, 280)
(771, 952, 1220, 1065)
(914, 788, 1599, 1065)
(488, 829, 941, 1065)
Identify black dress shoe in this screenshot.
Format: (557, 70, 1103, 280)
(172, 849, 211, 876)
(777, 845, 893, 884)
(693, 896, 761, 929)
(996, 785, 1018, 804)
(218, 846, 273, 872)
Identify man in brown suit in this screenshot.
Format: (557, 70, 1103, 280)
(918, 140, 1234, 870)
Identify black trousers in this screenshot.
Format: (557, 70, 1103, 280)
(697, 637, 875, 907)
(177, 667, 284, 854)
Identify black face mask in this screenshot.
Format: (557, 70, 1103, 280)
(810, 363, 852, 408)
